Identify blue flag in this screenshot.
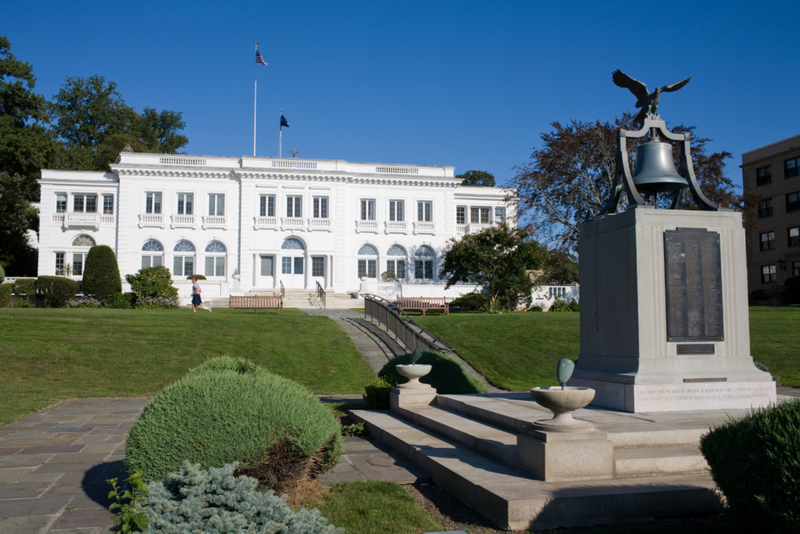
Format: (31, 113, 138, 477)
(280, 114, 289, 128)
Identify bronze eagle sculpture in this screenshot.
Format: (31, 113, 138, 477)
(612, 69, 691, 127)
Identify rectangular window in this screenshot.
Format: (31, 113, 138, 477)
(761, 265, 777, 284)
(103, 195, 114, 214)
(760, 231, 775, 251)
(260, 256, 274, 276)
(756, 166, 772, 186)
(142, 255, 163, 269)
(55, 252, 65, 274)
(785, 157, 800, 179)
(208, 194, 225, 216)
(282, 257, 292, 274)
(471, 207, 490, 223)
(260, 195, 275, 217)
(286, 196, 302, 217)
(387, 260, 405, 279)
(415, 260, 433, 279)
(173, 256, 193, 277)
(204, 257, 225, 277)
(177, 193, 193, 215)
(456, 206, 466, 224)
(789, 227, 800, 247)
(146, 192, 162, 214)
(389, 200, 405, 221)
(494, 207, 506, 223)
(312, 257, 325, 277)
(417, 201, 432, 222)
(758, 198, 773, 218)
(73, 253, 86, 276)
(56, 194, 67, 213)
(73, 194, 97, 213)
(313, 197, 328, 218)
(787, 192, 800, 212)
(294, 257, 304, 275)
(360, 199, 376, 220)
(794, 261, 800, 277)
(358, 259, 377, 278)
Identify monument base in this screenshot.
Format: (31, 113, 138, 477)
(390, 384, 437, 412)
(517, 425, 613, 482)
(569, 378, 776, 413)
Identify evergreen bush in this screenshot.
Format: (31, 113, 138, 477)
(82, 245, 121, 303)
(449, 292, 488, 311)
(363, 376, 394, 409)
(0, 284, 12, 307)
(36, 276, 80, 307)
(126, 356, 343, 486)
(378, 351, 487, 394)
(125, 266, 179, 301)
(699, 399, 800, 532)
(144, 462, 341, 533)
(110, 292, 134, 309)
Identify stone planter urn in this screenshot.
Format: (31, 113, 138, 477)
(529, 386, 596, 432)
(395, 364, 432, 389)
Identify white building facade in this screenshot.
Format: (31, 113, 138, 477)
(37, 153, 513, 300)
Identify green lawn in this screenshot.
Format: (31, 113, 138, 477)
(0, 308, 375, 426)
(416, 308, 800, 391)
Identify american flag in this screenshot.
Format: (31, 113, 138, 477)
(256, 50, 268, 66)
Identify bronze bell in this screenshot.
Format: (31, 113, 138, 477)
(631, 137, 689, 195)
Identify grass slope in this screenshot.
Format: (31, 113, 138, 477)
(749, 306, 800, 387)
(0, 308, 375, 426)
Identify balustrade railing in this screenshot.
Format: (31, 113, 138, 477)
(361, 293, 455, 354)
(316, 281, 327, 309)
(280, 280, 285, 299)
(254, 216, 278, 229)
(386, 221, 408, 234)
(356, 220, 379, 232)
(171, 214, 196, 227)
(414, 221, 436, 234)
(139, 213, 164, 227)
(203, 215, 227, 228)
(283, 217, 305, 229)
(309, 218, 332, 230)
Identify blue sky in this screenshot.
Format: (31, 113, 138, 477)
(5, 1, 799, 187)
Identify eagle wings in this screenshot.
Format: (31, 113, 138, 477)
(612, 69, 691, 126)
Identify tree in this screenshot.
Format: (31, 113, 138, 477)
(136, 107, 188, 153)
(509, 112, 739, 251)
(82, 245, 122, 303)
(0, 172, 38, 275)
(457, 170, 495, 187)
(540, 249, 579, 284)
(440, 224, 546, 312)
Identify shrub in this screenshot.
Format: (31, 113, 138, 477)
(12, 278, 35, 297)
(784, 275, 800, 305)
(750, 289, 769, 301)
(449, 292, 488, 311)
(134, 296, 179, 310)
(0, 264, 4, 283)
(378, 351, 487, 394)
(549, 298, 579, 312)
(186, 274, 206, 280)
(110, 291, 134, 309)
(700, 399, 800, 532)
(125, 356, 343, 489)
(82, 245, 121, 303)
(144, 462, 341, 533)
(363, 376, 394, 409)
(125, 266, 179, 300)
(0, 284, 12, 307)
(36, 276, 80, 307)
(528, 304, 544, 312)
(67, 297, 102, 308)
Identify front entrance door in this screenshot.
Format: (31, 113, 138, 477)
(281, 255, 305, 288)
(311, 256, 326, 289)
(258, 255, 275, 288)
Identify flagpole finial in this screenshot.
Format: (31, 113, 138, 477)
(253, 41, 259, 46)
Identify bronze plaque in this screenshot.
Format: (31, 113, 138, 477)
(664, 228, 724, 342)
(676, 344, 715, 355)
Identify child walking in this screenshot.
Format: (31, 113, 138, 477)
(191, 276, 212, 313)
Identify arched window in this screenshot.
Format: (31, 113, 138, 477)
(141, 239, 164, 269)
(173, 240, 195, 276)
(205, 241, 226, 277)
(414, 245, 435, 280)
(282, 238, 306, 250)
(386, 245, 407, 279)
(357, 244, 378, 279)
(71, 235, 96, 276)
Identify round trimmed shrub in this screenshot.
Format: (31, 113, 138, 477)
(126, 356, 343, 486)
(35, 276, 80, 307)
(82, 245, 121, 303)
(378, 351, 487, 394)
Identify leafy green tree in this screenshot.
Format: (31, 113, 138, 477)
(457, 170, 496, 187)
(0, 172, 38, 275)
(541, 249, 579, 284)
(136, 107, 188, 154)
(440, 224, 546, 312)
(82, 245, 122, 303)
(510, 112, 739, 250)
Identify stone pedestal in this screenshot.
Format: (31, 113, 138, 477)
(390, 384, 437, 412)
(570, 208, 776, 412)
(517, 425, 613, 482)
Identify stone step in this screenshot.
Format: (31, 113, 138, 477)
(351, 409, 722, 531)
(614, 444, 708, 478)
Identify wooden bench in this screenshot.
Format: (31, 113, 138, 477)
(229, 295, 283, 314)
(396, 296, 449, 316)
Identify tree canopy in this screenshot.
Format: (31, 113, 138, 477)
(509, 112, 739, 251)
(440, 224, 546, 312)
(457, 170, 496, 187)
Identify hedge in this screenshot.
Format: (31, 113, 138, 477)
(12, 278, 35, 297)
(35, 276, 80, 308)
(700, 399, 800, 532)
(82, 245, 121, 303)
(0, 284, 12, 307)
(125, 356, 343, 486)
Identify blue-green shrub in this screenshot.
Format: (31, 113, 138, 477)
(145, 462, 341, 533)
(0, 284, 12, 307)
(35, 276, 79, 307)
(126, 357, 343, 486)
(700, 399, 800, 532)
(378, 351, 487, 394)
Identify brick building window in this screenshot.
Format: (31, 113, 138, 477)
(761, 265, 777, 284)
(789, 227, 800, 247)
(760, 231, 775, 250)
(756, 166, 771, 186)
(787, 192, 800, 212)
(758, 198, 773, 218)
(785, 157, 800, 179)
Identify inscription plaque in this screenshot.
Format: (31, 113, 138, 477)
(677, 344, 715, 355)
(664, 228, 723, 342)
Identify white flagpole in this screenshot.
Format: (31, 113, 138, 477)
(279, 108, 283, 158)
(253, 42, 259, 157)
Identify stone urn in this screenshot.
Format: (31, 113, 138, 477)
(529, 386, 596, 432)
(395, 364, 432, 389)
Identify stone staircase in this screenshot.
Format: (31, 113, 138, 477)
(245, 289, 364, 309)
(352, 392, 731, 530)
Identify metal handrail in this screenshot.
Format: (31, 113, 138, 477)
(360, 293, 455, 354)
(280, 280, 285, 299)
(316, 281, 327, 309)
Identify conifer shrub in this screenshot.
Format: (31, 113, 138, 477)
(0, 284, 12, 307)
(699, 399, 800, 532)
(144, 461, 341, 533)
(82, 245, 121, 303)
(126, 357, 343, 489)
(378, 351, 487, 394)
(36, 276, 80, 307)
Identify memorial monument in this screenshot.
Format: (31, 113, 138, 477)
(568, 70, 777, 412)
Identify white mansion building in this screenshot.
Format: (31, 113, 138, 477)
(37, 152, 512, 301)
